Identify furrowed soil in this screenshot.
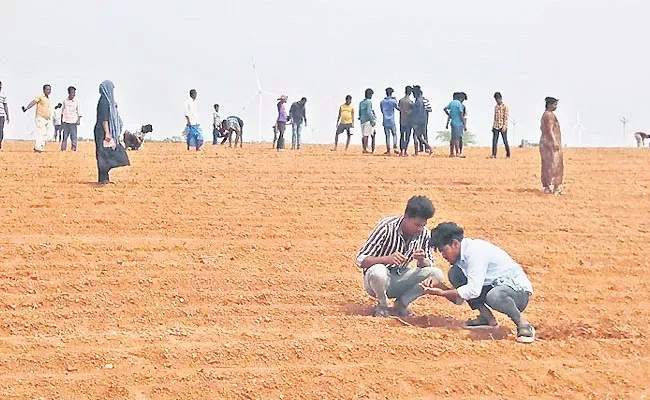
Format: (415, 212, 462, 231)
(0, 141, 648, 399)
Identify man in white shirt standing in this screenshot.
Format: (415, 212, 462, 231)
(61, 86, 82, 151)
(184, 89, 203, 151)
(421, 222, 535, 343)
(0, 81, 10, 150)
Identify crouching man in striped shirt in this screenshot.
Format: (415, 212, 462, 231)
(421, 222, 535, 343)
(357, 196, 444, 317)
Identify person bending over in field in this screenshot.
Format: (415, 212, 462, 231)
(356, 196, 444, 317)
(220, 116, 244, 147)
(421, 222, 535, 343)
(634, 132, 649, 148)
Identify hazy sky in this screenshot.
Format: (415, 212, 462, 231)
(1, 0, 648, 147)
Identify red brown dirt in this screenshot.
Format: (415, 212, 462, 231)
(0, 141, 648, 399)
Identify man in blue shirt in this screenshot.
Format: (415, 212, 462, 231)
(359, 88, 376, 154)
(421, 222, 535, 343)
(380, 87, 399, 155)
(444, 92, 466, 157)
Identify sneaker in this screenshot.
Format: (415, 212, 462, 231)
(371, 305, 390, 317)
(461, 316, 498, 329)
(516, 324, 535, 343)
(543, 187, 553, 194)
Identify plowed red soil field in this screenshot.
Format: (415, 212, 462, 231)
(1, 141, 648, 399)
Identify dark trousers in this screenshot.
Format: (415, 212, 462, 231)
(419, 114, 430, 152)
(61, 123, 78, 151)
(492, 128, 511, 157)
(413, 124, 431, 153)
(0, 116, 4, 148)
(448, 265, 529, 325)
(399, 123, 412, 151)
(97, 157, 110, 182)
(276, 121, 286, 149)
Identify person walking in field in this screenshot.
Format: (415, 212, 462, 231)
(61, 86, 82, 151)
(491, 92, 510, 158)
(540, 97, 564, 194)
(22, 84, 53, 152)
(333, 95, 354, 151)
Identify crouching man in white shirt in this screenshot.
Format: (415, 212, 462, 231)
(421, 222, 535, 343)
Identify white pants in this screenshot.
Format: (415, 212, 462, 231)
(363, 264, 443, 308)
(361, 122, 374, 137)
(34, 116, 52, 151)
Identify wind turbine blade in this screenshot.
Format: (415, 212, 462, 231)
(251, 58, 262, 91)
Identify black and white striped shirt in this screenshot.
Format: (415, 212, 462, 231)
(356, 216, 433, 271)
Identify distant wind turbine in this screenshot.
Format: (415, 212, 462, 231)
(243, 58, 275, 143)
(571, 112, 587, 147)
(620, 116, 629, 142)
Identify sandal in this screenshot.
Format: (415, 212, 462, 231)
(461, 315, 498, 329)
(516, 324, 536, 343)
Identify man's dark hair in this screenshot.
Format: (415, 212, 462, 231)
(43, 84, 51, 90)
(494, 92, 502, 100)
(405, 196, 435, 219)
(405, 86, 412, 95)
(385, 87, 394, 96)
(545, 96, 558, 108)
(189, 89, 197, 96)
(301, 97, 307, 102)
(453, 92, 462, 100)
(461, 92, 468, 101)
(68, 86, 76, 93)
(214, 103, 219, 108)
(345, 95, 352, 101)
(430, 222, 464, 250)
(364, 88, 374, 99)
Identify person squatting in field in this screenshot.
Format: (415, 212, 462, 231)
(421, 222, 535, 343)
(356, 196, 444, 317)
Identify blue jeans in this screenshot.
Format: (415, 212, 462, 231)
(292, 122, 303, 149)
(384, 123, 397, 150)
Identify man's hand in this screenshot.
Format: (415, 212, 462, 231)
(5, 117, 9, 124)
(104, 134, 112, 142)
(420, 285, 444, 296)
(386, 252, 407, 266)
(412, 249, 426, 260)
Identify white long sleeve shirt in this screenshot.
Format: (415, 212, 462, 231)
(455, 238, 533, 301)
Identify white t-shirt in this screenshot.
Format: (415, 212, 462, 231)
(184, 98, 199, 125)
(53, 108, 62, 125)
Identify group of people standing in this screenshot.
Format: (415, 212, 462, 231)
(333, 86, 466, 157)
(273, 95, 307, 151)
